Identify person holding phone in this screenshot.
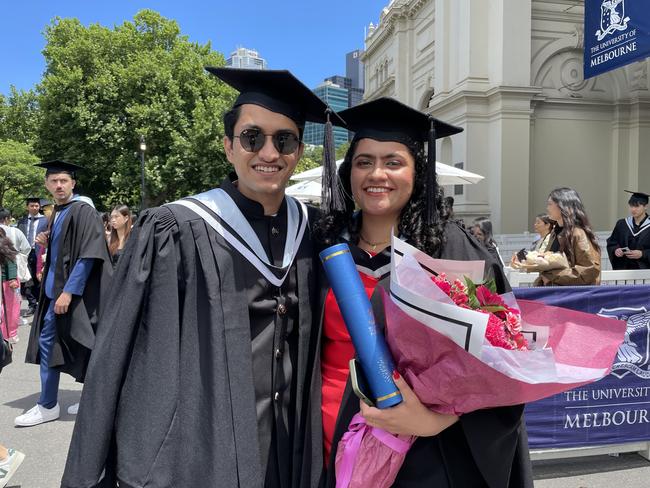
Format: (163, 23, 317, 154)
(312, 98, 532, 488)
(607, 191, 650, 270)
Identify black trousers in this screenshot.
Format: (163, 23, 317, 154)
(20, 248, 39, 309)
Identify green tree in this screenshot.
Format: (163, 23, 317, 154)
(294, 144, 323, 174)
(335, 141, 350, 160)
(0, 140, 42, 216)
(36, 10, 235, 210)
(0, 87, 41, 146)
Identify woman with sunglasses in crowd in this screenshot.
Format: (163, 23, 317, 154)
(312, 98, 532, 487)
(534, 187, 601, 286)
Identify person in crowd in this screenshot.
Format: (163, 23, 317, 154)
(313, 97, 532, 488)
(0, 210, 30, 333)
(0, 210, 30, 259)
(607, 191, 650, 270)
(471, 217, 505, 266)
(40, 199, 54, 219)
(530, 213, 554, 251)
(101, 213, 111, 242)
(16, 160, 112, 427)
(17, 197, 48, 316)
(108, 205, 133, 267)
(534, 187, 601, 286)
(62, 68, 345, 488)
(0, 443, 24, 487)
(0, 228, 20, 344)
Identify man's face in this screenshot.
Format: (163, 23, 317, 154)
(27, 202, 40, 216)
(629, 203, 648, 219)
(224, 104, 304, 204)
(45, 172, 75, 204)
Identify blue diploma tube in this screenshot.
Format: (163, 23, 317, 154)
(320, 243, 402, 409)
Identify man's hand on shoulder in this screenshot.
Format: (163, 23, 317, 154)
(54, 291, 72, 314)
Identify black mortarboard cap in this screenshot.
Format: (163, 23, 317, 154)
(336, 97, 463, 225)
(40, 199, 53, 207)
(35, 160, 84, 178)
(25, 196, 41, 204)
(205, 67, 346, 127)
(625, 190, 649, 205)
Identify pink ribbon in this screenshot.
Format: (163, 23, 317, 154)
(335, 413, 413, 488)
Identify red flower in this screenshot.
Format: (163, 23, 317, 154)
(505, 312, 522, 335)
(475, 285, 506, 308)
(431, 275, 452, 296)
(452, 292, 469, 307)
(485, 314, 515, 350)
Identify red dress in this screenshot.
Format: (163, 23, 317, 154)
(321, 271, 379, 464)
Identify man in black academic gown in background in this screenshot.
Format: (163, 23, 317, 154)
(17, 161, 112, 427)
(62, 69, 345, 488)
(17, 196, 48, 316)
(607, 191, 650, 269)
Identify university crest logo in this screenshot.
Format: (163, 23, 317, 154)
(598, 307, 650, 379)
(596, 0, 630, 41)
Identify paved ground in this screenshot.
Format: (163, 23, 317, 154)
(2, 306, 650, 487)
(0, 314, 81, 488)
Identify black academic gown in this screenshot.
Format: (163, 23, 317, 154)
(606, 215, 650, 270)
(61, 179, 322, 488)
(315, 222, 533, 488)
(25, 200, 112, 382)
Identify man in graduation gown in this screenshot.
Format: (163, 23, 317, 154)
(17, 161, 112, 427)
(607, 191, 650, 270)
(17, 196, 49, 316)
(62, 68, 345, 488)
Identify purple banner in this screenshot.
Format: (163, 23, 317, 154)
(514, 285, 650, 449)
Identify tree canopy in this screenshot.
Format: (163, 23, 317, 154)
(0, 140, 42, 216)
(0, 87, 41, 146)
(34, 9, 235, 210)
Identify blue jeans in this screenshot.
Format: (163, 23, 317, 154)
(38, 301, 60, 408)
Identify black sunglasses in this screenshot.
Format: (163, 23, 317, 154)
(234, 128, 301, 155)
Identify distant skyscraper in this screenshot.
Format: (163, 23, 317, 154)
(346, 49, 365, 90)
(325, 75, 351, 90)
(226, 47, 267, 70)
(303, 81, 349, 148)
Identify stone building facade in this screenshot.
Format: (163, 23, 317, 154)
(362, 0, 650, 232)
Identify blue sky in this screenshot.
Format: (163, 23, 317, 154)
(0, 0, 389, 96)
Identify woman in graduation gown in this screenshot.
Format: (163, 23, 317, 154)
(607, 191, 650, 270)
(311, 98, 533, 488)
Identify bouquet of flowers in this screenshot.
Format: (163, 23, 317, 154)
(430, 273, 528, 350)
(334, 237, 626, 488)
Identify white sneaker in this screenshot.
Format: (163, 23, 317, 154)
(0, 448, 25, 488)
(67, 403, 79, 415)
(14, 403, 60, 427)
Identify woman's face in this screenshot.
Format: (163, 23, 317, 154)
(110, 211, 128, 231)
(546, 198, 562, 222)
(533, 218, 550, 236)
(349, 139, 415, 219)
(471, 225, 485, 242)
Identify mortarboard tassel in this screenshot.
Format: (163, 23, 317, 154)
(321, 109, 344, 213)
(426, 117, 438, 226)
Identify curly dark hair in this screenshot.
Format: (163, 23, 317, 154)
(0, 227, 18, 266)
(312, 138, 450, 256)
(548, 187, 600, 265)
